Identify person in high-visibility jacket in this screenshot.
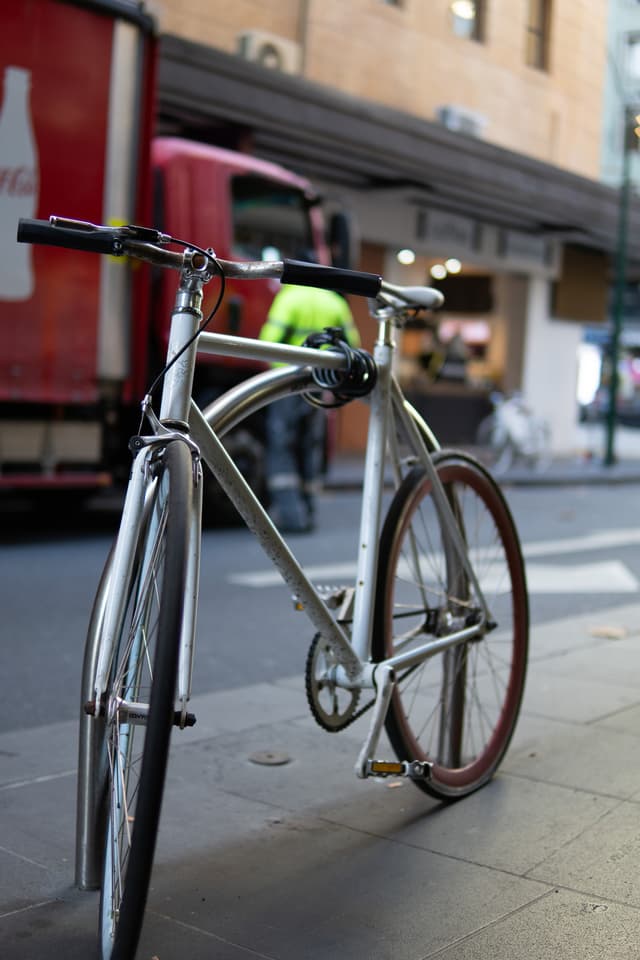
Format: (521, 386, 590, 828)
(259, 282, 360, 533)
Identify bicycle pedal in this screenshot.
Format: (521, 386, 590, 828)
(366, 759, 432, 781)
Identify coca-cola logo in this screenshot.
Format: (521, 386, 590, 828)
(0, 166, 36, 196)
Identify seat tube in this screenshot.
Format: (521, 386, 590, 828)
(350, 320, 393, 662)
(160, 272, 205, 423)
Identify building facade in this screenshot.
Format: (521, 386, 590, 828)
(148, 0, 640, 454)
(154, 0, 607, 180)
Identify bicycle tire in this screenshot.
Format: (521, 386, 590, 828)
(373, 450, 528, 800)
(98, 440, 193, 960)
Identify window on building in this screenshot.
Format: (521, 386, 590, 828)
(450, 1, 485, 42)
(525, 0, 551, 70)
(625, 32, 640, 82)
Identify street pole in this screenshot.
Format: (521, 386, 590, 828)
(604, 118, 633, 466)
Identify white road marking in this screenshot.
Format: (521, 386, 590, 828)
(521, 528, 640, 558)
(499, 560, 636, 595)
(227, 528, 640, 593)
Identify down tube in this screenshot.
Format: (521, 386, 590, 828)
(189, 401, 362, 682)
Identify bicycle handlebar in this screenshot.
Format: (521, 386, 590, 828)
(17, 217, 130, 257)
(17, 216, 444, 310)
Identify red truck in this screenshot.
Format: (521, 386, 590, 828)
(0, 0, 342, 520)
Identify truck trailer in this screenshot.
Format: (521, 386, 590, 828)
(0, 0, 341, 520)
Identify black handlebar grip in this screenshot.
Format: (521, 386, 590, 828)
(17, 219, 125, 256)
(281, 260, 382, 298)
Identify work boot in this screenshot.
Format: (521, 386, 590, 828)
(268, 489, 312, 534)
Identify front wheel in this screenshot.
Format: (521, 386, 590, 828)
(373, 451, 528, 800)
(99, 440, 193, 960)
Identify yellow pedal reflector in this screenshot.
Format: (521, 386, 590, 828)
(370, 760, 404, 775)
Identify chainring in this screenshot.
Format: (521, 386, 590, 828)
(305, 633, 361, 732)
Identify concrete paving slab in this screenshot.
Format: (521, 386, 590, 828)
(538, 636, 640, 688)
(178, 681, 309, 744)
(597, 702, 640, 738)
(1, 775, 74, 875)
(529, 801, 640, 908)
(519, 661, 639, 724)
(166, 714, 397, 822)
(0, 847, 58, 915)
(2, 893, 99, 960)
(504, 717, 640, 798)
(0, 720, 77, 788)
(141, 810, 549, 960)
(525, 601, 640, 662)
(321, 773, 615, 876)
(433, 888, 640, 960)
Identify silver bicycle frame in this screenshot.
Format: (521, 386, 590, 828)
(194, 318, 490, 681)
(77, 266, 490, 887)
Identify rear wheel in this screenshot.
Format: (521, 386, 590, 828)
(373, 451, 528, 800)
(99, 441, 192, 960)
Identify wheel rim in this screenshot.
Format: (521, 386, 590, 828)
(101, 478, 168, 955)
(381, 457, 527, 795)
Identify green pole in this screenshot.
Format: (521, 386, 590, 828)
(604, 136, 631, 466)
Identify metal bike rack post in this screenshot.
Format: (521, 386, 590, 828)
(75, 552, 112, 890)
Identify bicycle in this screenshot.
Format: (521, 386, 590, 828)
(18, 215, 529, 960)
(476, 391, 551, 475)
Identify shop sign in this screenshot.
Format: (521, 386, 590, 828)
(499, 230, 556, 272)
(416, 209, 477, 253)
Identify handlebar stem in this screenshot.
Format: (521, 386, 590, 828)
(159, 270, 206, 423)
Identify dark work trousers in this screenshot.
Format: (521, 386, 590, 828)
(265, 394, 325, 532)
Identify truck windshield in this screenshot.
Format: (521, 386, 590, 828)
(231, 175, 313, 261)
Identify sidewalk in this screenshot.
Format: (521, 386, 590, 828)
(3, 601, 640, 958)
(325, 422, 640, 490)
(325, 449, 640, 490)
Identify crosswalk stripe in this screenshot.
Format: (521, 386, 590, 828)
(227, 528, 640, 592)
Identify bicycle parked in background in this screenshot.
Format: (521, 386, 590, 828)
(18, 215, 529, 960)
(476, 391, 551, 475)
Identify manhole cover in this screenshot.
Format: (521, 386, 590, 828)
(248, 750, 292, 766)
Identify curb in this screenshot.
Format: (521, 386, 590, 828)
(324, 454, 640, 491)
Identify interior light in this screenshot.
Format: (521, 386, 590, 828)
(445, 258, 462, 274)
(397, 248, 416, 265)
(430, 263, 447, 280)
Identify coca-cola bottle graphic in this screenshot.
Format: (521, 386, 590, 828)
(0, 66, 39, 301)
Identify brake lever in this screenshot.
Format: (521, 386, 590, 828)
(49, 216, 172, 245)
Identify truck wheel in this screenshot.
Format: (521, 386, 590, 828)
(202, 428, 266, 527)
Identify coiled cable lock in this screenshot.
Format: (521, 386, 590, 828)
(302, 327, 377, 408)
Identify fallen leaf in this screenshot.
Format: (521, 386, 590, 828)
(589, 625, 628, 640)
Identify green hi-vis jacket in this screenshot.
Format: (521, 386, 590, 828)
(259, 284, 360, 352)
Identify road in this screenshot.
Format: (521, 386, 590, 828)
(2, 479, 640, 736)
